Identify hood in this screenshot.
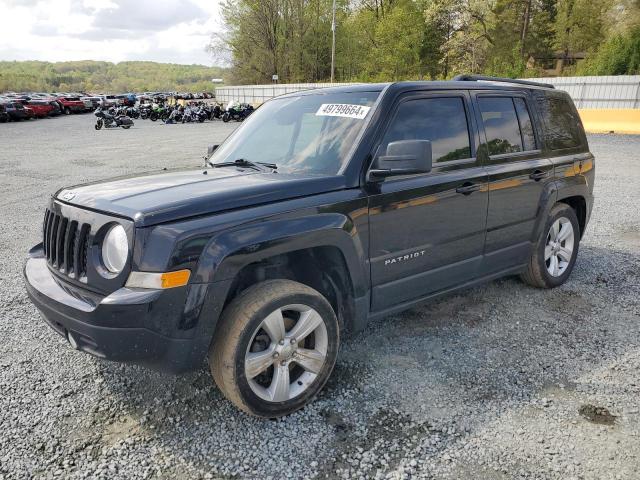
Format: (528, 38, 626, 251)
(56, 167, 347, 226)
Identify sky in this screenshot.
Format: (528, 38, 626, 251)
(0, 0, 223, 66)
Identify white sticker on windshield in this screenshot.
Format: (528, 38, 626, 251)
(316, 103, 371, 119)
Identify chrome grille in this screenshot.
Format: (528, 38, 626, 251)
(43, 209, 91, 278)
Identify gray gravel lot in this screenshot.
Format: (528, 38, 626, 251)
(0, 114, 639, 480)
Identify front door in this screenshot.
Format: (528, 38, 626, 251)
(367, 92, 488, 312)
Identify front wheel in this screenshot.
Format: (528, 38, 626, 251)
(210, 280, 339, 418)
(222, 113, 230, 122)
(521, 203, 580, 288)
(150, 112, 158, 121)
(94, 119, 103, 130)
(64, 107, 71, 115)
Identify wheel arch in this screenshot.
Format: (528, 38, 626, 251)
(194, 214, 370, 335)
(556, 195, 587, 239)
(222, 246, 356, 331)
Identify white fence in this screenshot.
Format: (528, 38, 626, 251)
(216, 76, 640, 109)
(523, 76, 640, 109)
(215, 83, 360, 105)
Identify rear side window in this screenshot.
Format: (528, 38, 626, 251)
(536, 94, 582, 150)
(380, 97, 472, 163)
(478, 97, 523, 155)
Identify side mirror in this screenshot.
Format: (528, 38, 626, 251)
(368, 140, 433, 181)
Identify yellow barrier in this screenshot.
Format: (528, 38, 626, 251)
(578, 109, 640, 135)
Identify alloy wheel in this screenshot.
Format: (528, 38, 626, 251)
(545, 217, 575, 277)
(244, 304, 328, 402)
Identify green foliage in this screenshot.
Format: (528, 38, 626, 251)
(0, 60, 227, 93)
(578, 26, 640, 75)
(218, 0, 640, 83)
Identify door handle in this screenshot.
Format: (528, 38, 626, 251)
(529, 170, 548, 181)
(456, 182, 482, 195)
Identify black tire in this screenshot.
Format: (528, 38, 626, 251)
(150, 112, 158, 121)
(222, 113, 230, 123)
(521, 203, 580, 289)
(94, 119, 103, 130)
(210, 279, 340, 418)
(122, 125, 131, 129)
(64, 107, 71, 115)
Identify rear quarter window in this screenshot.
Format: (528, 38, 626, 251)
(535, 92, 584, 151)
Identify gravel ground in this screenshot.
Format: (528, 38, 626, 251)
(0, 115, 639, 480)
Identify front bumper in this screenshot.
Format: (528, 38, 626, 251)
(24, 251, 206, 373)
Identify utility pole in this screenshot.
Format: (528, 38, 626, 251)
(330, 0, 336, 83)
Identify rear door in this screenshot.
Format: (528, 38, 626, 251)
(367, 91, 488, 312)
(471, 91, 554, 273)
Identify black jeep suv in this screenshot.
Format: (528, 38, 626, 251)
(25, 76, 594, 417)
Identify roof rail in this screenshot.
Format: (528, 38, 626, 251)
(452, 74, 555, 89)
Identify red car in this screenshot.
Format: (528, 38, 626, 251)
(26, 100, 54, 118)
(23, 106, 35, 119)
(56, 97, 85, 115)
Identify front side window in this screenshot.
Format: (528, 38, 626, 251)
(210, 91, 380, 175)
(478, 97, 524, 155)
(379, 97, 472, 163)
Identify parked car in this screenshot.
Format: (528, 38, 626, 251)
(48, 100, 62, 116)
(110, 94, 137, 106)
(4, 101, 28, 120)
(23, 105, 35, 119)
(56, 97, 86, 115)
(0, 103, 9, 123)
(24, 76, 594, 418)
(94, 95, 117, 108)
(26, 100, 55, 118)
(80, 97, 94, 112)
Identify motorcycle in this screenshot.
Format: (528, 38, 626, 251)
(209, 104, 224, 120)
(125, 106, 140, 119)
(222, 102, 254, 122)
(139, 104, 152, 119)
(94, 108, 134, 130)
(194, 106, 208, 123)
(150, 104, 170, 122)
(164, 106, 184, 124)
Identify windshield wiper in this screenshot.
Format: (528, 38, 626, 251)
(209, 158, 277, 171)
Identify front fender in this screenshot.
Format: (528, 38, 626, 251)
(193, 212, 369, 298)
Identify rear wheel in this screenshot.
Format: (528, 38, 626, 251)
(210, 280, 339, 418)
(521, 203, 580, 288)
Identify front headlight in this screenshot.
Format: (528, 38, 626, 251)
(102, 224, 128, 274)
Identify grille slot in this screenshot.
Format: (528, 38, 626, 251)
(43, 209, 91, 279)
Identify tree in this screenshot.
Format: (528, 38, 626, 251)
(212, 0, 640, 84)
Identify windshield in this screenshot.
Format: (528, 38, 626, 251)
(210, 90, 380, 175)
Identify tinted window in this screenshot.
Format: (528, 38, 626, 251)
(478, 97, 523, 155)
(536, 93, 582, 150)
(513, 98, 536, 151)
(380, 97, 471, 163)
